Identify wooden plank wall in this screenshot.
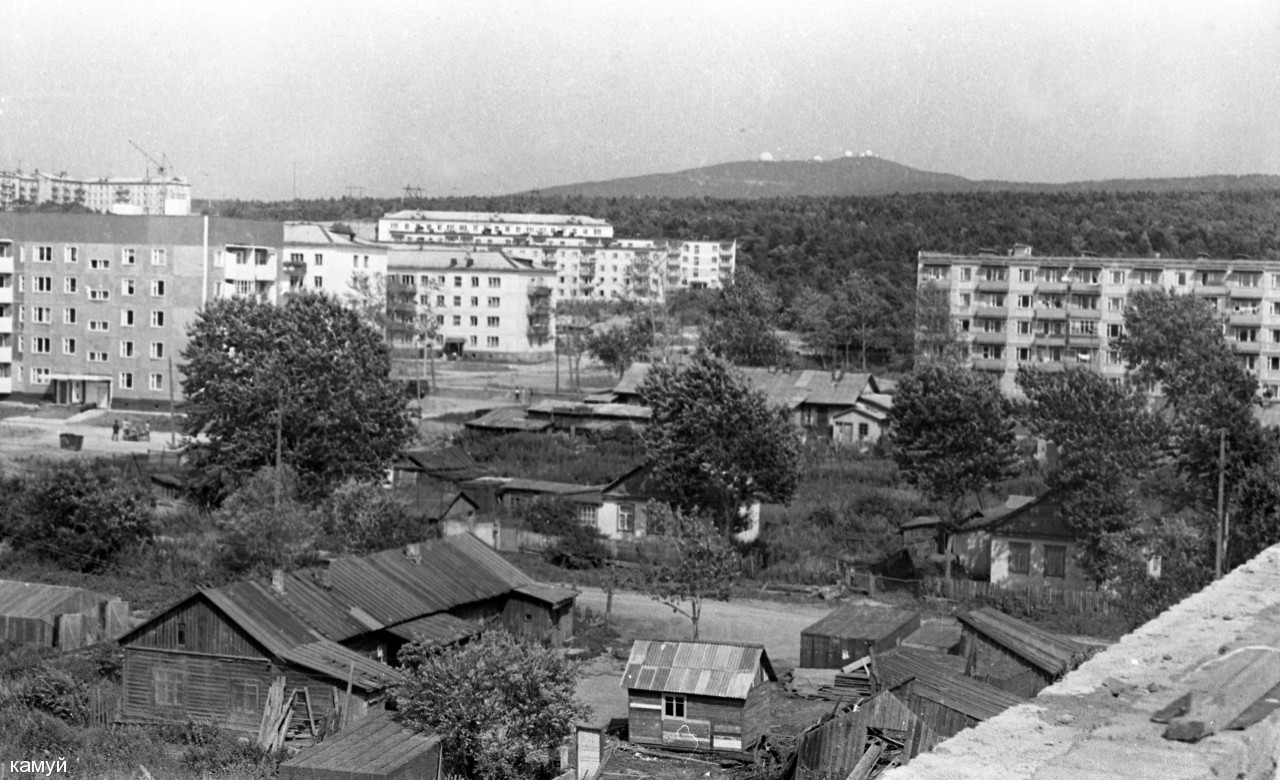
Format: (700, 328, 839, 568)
(897, 687, 976, 739)
(963, 630, 1051, 696)
(123, 598, 266, 659)
(741, 682, 775, 747)
(628, 689, 663, 744)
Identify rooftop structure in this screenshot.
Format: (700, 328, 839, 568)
(0, 169, 191, 215)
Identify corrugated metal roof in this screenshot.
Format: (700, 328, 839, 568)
(385, 613, 482, 645)
(464, 407, 552, 432)
(513, 583, 578, 607)
(957, 607, 1089, 678)
(871, 648, 1025, 721)
(613, 362, 877, 410)
(802, 605, 920, 641)
(280, 710, 441, 776)
(0, 580, 114, 619)
(621, 640, 774, 700)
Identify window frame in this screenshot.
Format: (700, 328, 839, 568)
(1044, 545, 1067, 579)
(662, 693, 686, 719)
(1008, 542, 1031, 575)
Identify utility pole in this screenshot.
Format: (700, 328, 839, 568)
(167, 354, 177, 448)
(1215, 428, 1227, 579)
(275, 390, 284, 508)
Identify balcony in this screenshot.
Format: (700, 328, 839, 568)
(1194, 284, 1227, 296)
(1036, 282, 1069, 293)
(1069, 282, 1102, 294)
(0, 376, 10, 395)
(0, 255, 12, 274)
(972, 331, 1007, 345)
(971, 358, 1007, 372)
(528, 284, 552, 300)
(1067, 307, 1102, 320)
(1036, 334, 1068, 347)
(0, 317, 12, 333)
(1067, 333, 1101, 347)
(1229, 311, 1264, 327)
(0, 347, 10, 363)
(1233, 341, 1263, 354)
(1033, 308, 1068, 320)
(975, 306, 1008, 319)
(0, 287, 11, 305)
(281, 257, 306, 272)
(1229, 285, 1265, 300)
(975, 280, 1009, 293)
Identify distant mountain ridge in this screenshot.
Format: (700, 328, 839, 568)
(526, 157, 1280, 199)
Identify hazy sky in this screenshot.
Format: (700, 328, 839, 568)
(4, 0, 1278, 200)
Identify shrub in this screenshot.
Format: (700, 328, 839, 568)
(213, 466, 315, 574)
(547, 524, 608, 570)
(77, 726, 164, 777)
(17, 665, 90, 725)
(0, 708, 80, 760)
(315, 480, 427, 554)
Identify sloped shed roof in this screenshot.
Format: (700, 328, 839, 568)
(622, 640, 775, 700)
(802, 605, 920, 642)
(957, 607, 1089, 678)
(0, 580, 114, 619)
(872, 647, 1025, 721)
(279, 710, 442, 780)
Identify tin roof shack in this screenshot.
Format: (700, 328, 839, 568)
(793, 690, 941, 779)
(800, 606, 921, 669)
(117, 581, 402, 732)
(955, 607, 1089, 697)
(279, 711, 442, 780)
(851, 648, 1025, 739)
(526, 400, 652, 433)
(622, 640, 777, 754)
(0, 580, 129, 650)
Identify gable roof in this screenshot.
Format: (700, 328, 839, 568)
(957, 607, 1090, 678)
(279, 710, 442, 777)
(613, 362, 878, 411)
(872, 647, 1025, 721)
(621, 639, 775, 700)
(801, 604, 920, 642)
(396, 446, 488, 482)
(463, 407, 552, 433)
(958, 494, 1041, 532)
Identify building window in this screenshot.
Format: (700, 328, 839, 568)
(1008, 542, 1031, 575)
(31, 367, 50, 384)
(1110, 270, 1125, 284)
(486, 336, 499, 347)
(64, 277, 78, 294)
(471, 276, 480, 287)
(122, 279, 135, 295)
(452, 315, 462, 326)
(577, 504, 599, 526)
(468, 335, 477, 346)
(453, 276, 463, 287)
(150, 342, 164, 359)
(151, 280, 166, 296)
(90, 258, 110, 269)
(151, 248, 167, 266)
(233, 280, 252, 296)
(313, 276, 323, 288)
(229, 679, 260, 714)
(618, 503, 635, 533)
(122, 310, 135, 327)
(32, 307, 50, 324)
(37, 246, 53, 262)
(470, 296, 479, 307)
(64, 247, 79, 263)
(487, 296, 500, 308)
(488, 277, 500, 288)
(487, 317, 499, 327)
(89, 320, 108, 332)
(153, 667, 184, 707)
(149, 373, 163, 391)
(119, 372, 133, 389)
(63, 308, 77, 325)
(62, 338, 76, 355)
(89, 288, 110, 301)
(858, 423, 870, 438)
(122, 248, 136, 265)
(436, 295, 445, 307)
(662, 694, 685, 718)
(88, 351, 108, 363)
(120, 341, 135, 358)
(151, 311, 165, 328)
(1044, 545, 1067, 579)
(453, 296, 462, 307)
(35, 276, 52, 293)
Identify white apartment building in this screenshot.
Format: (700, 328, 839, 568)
(0, 170, 191, 215)
(282, 223, 387, 304)
(385, 245, 555, 362)
(918, 245, 1280, 396)
(378, 210, 613, 242)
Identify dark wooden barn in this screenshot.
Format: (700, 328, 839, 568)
(278, 710, 443, 780)
(792, 690, 941, 778)
(800, 605, 921, 669)
(0, 580, 129, 650)
(867, 648, 1025, 738)
(957, 607, 1090, 697)
(622, 640, 776, 754)
(117, 581, 402, 732)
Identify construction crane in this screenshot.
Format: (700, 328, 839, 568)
(128, 140, 170, 178)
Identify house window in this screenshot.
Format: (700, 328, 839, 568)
(149, 373, 164, 391)
(618, 503, 635, 533)
(471, 276, 480, 287)
(87, 351, 108, 363)
(153, 667, 184, 707)
(122, 309, 135, 327)
(858, 423, 870, 438)
(315, 254, 323, 266)
(469, 316, 479, 327)
(63, 308, 77, 325)
(31, 367, 50, 385)
(35, 276, 52, 292)
(452, 315, 462, 326)
(151, 280, 166, 297)
(122, 248, 136, 265)
(151, 248, 167, 266)
(64, 277, 78, 294)
(65, 247, 79, 263)
(89, 288, 109, 301)
(62, 338, 76, 355)
(122, 279, 135, 295)
(313, 276, 323, 288)
(486, 336, 499, 347)
(150, 342, 165, 359)
(488, 277, 500, 288)
(1044, 545, 1067, 579)
(37, 246, 53, 262)
(90, 257, 110, 269)
(662, 694, 686, 718)
(119, 372, 134, 389)
(229, 680, 260, 714)
(151, 311, 165, 328)
(577, 504, 598, 526)
(89, 320, 108, 332)
(120, 341, 135, 358)
(1009, 542, 1031, 575)
(487, 316, 499, 327)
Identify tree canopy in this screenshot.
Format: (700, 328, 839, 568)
(395, 629, 586, 780)
(638, 352, 801, 534)
(181, 292, 414, 502)
(700, 268, 791, 367)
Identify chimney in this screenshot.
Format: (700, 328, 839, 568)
(271, 569, 285, 595)
(406, 542, 422, 563)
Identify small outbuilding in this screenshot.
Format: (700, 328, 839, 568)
(800, 605, 921, 669)
(278, 710, 443, 780)
(622, 639, 776, 753)
(866, 647, 1026, 738)
(957, 607, 1090, 697)
(0, 580, 129, 650)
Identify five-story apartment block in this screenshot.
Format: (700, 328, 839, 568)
(919, 245, 1279, 396)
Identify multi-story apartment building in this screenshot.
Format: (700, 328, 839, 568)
(0, 169, 191, 215)
(919, 245, 1280, 396)
(378, 210, 613, 241)
(0, 213, 281, 407)
(385, 245, 554, 362)
(282, 223, 387, 303)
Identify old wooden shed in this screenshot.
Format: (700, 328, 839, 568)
(0, 580, 129, 650)
(957, 607, 1090, 697)
(800, 605, 921, 669)
(867, 647, 1025, 738)
(622, 640, 776, 754)
(793, 690, 941, 778)
(117, 581, 402, 732)
(278, 711, 442, 780)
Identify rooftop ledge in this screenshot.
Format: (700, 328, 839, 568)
(884, 544, 1280, 780)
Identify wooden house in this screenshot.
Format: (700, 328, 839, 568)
(621, 640, 776, 754)
(117, 580, 402, 732)
(953, 493, 1089, 589)
(831, 393, 892, 450)
(956, 607, 1090, 697)
(278, 710, 443, 780)
(799, 605, 921, 669)
(866, 647, 1025, 739)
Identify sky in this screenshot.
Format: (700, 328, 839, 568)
(3, 0, 1279, 200)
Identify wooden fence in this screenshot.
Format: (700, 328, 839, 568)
(921, 577, 1115, 615)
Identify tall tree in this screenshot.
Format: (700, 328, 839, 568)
(889, 363, 1019, 577)
(794, 273, 893, 369)
(701, 268, 790, 367)
(395, 629, 586, 780)
(554, 299, 607, 389)
(913, 281, 965, 366)
(638, 351, 801, 535)
(1016, 367, 1164, 584)
(643, 508, 739, 639)
(181, 292, 415, 502)
(587, 315, 653, 378)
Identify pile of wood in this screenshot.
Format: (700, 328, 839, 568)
(257, 678, 295, 752)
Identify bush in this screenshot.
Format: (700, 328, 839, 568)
(213, 466, 315, 574)
(77, 726, 165, 777)
(0, 708, 81, 760)
(17, 665, 90, 725)
(315, 480, 427, 554)
(547, 525, 608, 570)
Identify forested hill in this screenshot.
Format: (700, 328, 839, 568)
(521, 156, 1280, 199)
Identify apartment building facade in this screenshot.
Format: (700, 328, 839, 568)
(918, 245, 1280, 396)
(0, 213, 282, 407)
(376, 210, 735, 301)
(385, 245, 555, 362)
(282, 223, 387, 304)
(0, 170, 192, 215)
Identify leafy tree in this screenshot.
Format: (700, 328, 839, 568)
(515, 496, 608, 569)
(181, 292, 414, 502)
(213, 466, 315, 574)
(586, 316, 652, 377)
(395, 628, 587, 780)
(701, 268, 790, 367)
(1016, 367, 1164, 584)
(554, 299, 607, 389)
(913, 281, 965, 365)
(2, 459, 154, 572)
(643, 508, 739, 639)
(889, 363, 1019, 577)
(793, 273, 893, 369)
(314, 480, 426, 554)
(639, 351, 801, 535)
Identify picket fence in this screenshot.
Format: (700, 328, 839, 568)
(921, 576, 1115, 615)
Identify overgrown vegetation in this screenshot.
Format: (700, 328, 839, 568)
(456, 428, 646, 484)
